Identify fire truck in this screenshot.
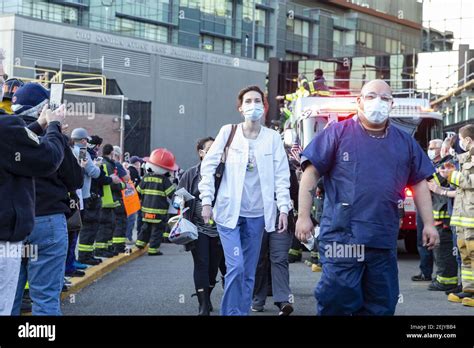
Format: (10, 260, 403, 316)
(284, 94, 443, 253)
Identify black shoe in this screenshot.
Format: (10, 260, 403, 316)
(148, 251, 163, 256)
(288, 254, 302, 263)
(278, 302, 294, 316)
(114, 245, 126, 254)
(428, 280, 458, 292)
(221, 275, 225, 290)
(196, 288, 210, 316)
(62, 284, 69, 292)
(65, 270, 85, 277)
(78, 257, 102, 266)
(209, 285, 215, 312)
(95, 250, 115, 258)
(411, 273, 432, 282)
(445, 285, 463, 295)
(251, 305, 264, 312)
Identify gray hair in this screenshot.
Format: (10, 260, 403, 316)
(429, 139, 443, 148)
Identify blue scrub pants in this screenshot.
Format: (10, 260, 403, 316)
(316, 242, 399, 316)
(217, 216, 265, 316)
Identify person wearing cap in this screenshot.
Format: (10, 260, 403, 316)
(136, 148, 178, 256)
(126, 156, 144, 243)
(7, 82, 83, 315)
(69, 128, 101, 274)
(1, 79, 73, 315)
(0, 78, 24, 114)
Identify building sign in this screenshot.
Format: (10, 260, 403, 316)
(75, 30, 237, 67)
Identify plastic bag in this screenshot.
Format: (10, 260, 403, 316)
(168, 208, 198, 245)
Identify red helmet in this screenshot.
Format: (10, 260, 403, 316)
(148, 148, 178, 171)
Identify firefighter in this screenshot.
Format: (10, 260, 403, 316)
(441, 124, 474, 307)
(426, 139, 459, 291)
(0, 78, 24, 114)
(95, 144, 126, 258)
(78, 136, 121, 265)
(276, 74, 310, 102)
(136, 148, 177, 256)
(111, 146, 129, 253)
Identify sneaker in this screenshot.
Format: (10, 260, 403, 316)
(427, 281, 458, 292)
(126, 238, 135, 245)
(278, 302, 294, 316)
(411, 273, 432, 282)
(448, 292, 473, 303)
(251, 305, 264, 312)
(311, 264, 322, 272)
(73, 261, 88, 270)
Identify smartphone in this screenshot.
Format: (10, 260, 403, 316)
(79, 148, 87, 162)
(49, 83, 64, 111)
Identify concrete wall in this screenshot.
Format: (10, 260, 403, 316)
(1, 14, 268, 169)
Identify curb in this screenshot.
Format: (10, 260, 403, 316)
(61, 246, 146, 301)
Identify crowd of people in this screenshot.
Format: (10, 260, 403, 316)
(1, 73, 473, 317)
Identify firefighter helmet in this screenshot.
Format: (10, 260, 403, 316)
(148, 148, 178, 171)
(2, 78, 24, 101)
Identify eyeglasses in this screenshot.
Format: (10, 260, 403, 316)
(362, 92, 393, 102)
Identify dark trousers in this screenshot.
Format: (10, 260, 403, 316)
(78, 197, 102, 260)
(96, 208, 115, 250)
(433, 225, 459, 286)
(137, 221, 166, 254)
(113, 203, 127, 251)
(65, 230, 79, 274)
(253, 230, 292, 307)
(416, 214, 434, 278)
(190, 232, 223, 289)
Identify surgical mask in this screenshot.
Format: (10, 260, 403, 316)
(242, 103, 264, 121)
(427, 150, 437, 160)
(362, 97, 391, 124)
(449, 148, 456, 157)
(460, 138, 470, 152)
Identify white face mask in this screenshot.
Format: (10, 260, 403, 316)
(242, 103, 264, 121)
(427, 150, 437, 160)
(362, 97, 391, 124)
(449, 148, 456, 157)
(459, 138, 470, 152)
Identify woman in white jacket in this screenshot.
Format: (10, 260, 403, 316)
(199, 85, 291, 316)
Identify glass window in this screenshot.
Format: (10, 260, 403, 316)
(302, 21, 309, 38)
(202, 35, 213, 51)
(255, 46, 266, 61)
(334, 29, 342, 45)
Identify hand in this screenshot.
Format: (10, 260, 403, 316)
(439, 166, 454, 179)
(427, 180, 444, 195)
(37, 104, 48, 129)
(45, 104, 66, 124)
(278, 212, 288, 233)
(276, 95, 284, 100)
(202, 205, 213, 224)
(61, 124, 69, 133)
(80, 159, 87, 168)
(295, 216, 314, 243)
(110, 174, 122, 184)
(422, 225, 439, 250)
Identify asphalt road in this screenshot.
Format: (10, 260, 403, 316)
(61, 241, 473, 316)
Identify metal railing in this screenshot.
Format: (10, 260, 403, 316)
(13, 65, 107, 95)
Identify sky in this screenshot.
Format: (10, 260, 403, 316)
(422, 0, 474, 49)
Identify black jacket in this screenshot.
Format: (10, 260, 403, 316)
(0, 112, 66, 242)
(20, 116, 84, 217)
(177, 163, 201, 222)
(129, 166, 141, 188)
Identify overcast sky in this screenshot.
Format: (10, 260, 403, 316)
(423, 0, 474, 49)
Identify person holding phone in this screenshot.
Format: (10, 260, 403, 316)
(0, 79, 67, 315)
(199, 85, 291, 316)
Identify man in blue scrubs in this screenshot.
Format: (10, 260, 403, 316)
(296, 79, 439, 315)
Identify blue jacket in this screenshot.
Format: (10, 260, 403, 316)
(0, 111, 66, 242)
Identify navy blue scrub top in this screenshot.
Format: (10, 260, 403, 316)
(301, 116, 434, 249)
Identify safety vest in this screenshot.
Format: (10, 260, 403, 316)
(101, 163, 120, 208)
(431, 173, 450, 221)
(450, 153, 474, 228)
